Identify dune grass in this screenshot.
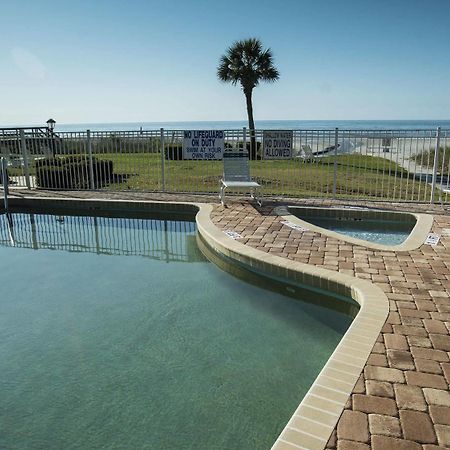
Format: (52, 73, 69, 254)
(411, 147, 450, 173)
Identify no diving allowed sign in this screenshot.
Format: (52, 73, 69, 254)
(263, 130, 293, 159)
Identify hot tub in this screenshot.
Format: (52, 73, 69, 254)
(277, 205, 433, 251)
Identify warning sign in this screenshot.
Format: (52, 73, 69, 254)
(263, 130, 293, 159)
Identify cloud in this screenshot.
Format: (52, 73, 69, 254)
(11, 47, 46, 79)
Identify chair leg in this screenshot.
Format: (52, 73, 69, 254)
(250, 188, 262, 206)
(256, 188, 262, 207)
(221, 186, 226, 206)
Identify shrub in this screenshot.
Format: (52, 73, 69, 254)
(227, 141, 262, 160)
(165, 144, 183, 160)
(35, 156, 114, 189)
(0, 167, 8, 185)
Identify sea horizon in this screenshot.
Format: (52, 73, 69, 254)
(5, 119, 450, 132)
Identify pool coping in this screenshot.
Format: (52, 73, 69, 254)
(275, 205, 433, 252)
(197, 204, 389, 450)
(4, 196, 390, 450)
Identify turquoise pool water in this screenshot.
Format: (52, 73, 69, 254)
(298, 216, 413, 245)
(0, 210, 355, 450)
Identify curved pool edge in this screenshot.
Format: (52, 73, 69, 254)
(5, 196, 390, 450)
(196, 204, 389, 450)
(275, 205, 433, 252)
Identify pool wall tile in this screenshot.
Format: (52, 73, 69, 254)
(302, 395, 347, 415)
(271, 440, 302, 450)
(295, 404, 339, 426)
(309, 385, 350, 404)
(288, 417, 331, 441)
(281, 428, 327, 450)
(316, 375, 354, 392)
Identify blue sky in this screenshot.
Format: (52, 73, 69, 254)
(1, 0, 449, 125)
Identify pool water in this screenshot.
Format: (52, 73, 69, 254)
(300, 216, 413, 245)
(0, 210, 355, 450)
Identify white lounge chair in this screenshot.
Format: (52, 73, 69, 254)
(220, 151, 262, 206)
(300, 144, 315, 160)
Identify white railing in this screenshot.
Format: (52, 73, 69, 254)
(1, 127, 449, 203)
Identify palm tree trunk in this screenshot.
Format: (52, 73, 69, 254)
(245, 90, 257, 160)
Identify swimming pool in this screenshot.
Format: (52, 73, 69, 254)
(0, 207, 356, 450)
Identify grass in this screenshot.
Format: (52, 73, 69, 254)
(6, 151, 440, 202)
(100, 152, 436, 201)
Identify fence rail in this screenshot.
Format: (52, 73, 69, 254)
(1, 127, 449, 203)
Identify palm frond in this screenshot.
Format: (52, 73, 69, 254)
(217, 38, 280, 91)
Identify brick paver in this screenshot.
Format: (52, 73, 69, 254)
(368, 414, 401, 437)
(337, 410, 369, 443)
(207, 197, 450, 449)
(10, 190, 450, 449)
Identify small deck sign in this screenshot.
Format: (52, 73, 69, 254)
(183, 130, 224, 160)
(263, 130, 293, 159)
(425, 233, 440, 246)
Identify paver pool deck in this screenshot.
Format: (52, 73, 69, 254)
(7, 189, 450, 449)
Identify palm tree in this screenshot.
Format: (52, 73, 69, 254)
(217, 38, 280, 159)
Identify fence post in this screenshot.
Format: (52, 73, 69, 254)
(430, 127, 441, 204)
(1, 157, 9, 211)
(160, 128, 165, 192)
(243, 127, 247, 152)
(19, 129, 31, 189)
(332, 127, 339, 199)
(87, 130, 95, 190)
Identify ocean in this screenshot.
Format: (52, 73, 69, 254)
(54, 120, 450, 132)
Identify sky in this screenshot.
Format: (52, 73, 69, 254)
(1, 0, 449, 125)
